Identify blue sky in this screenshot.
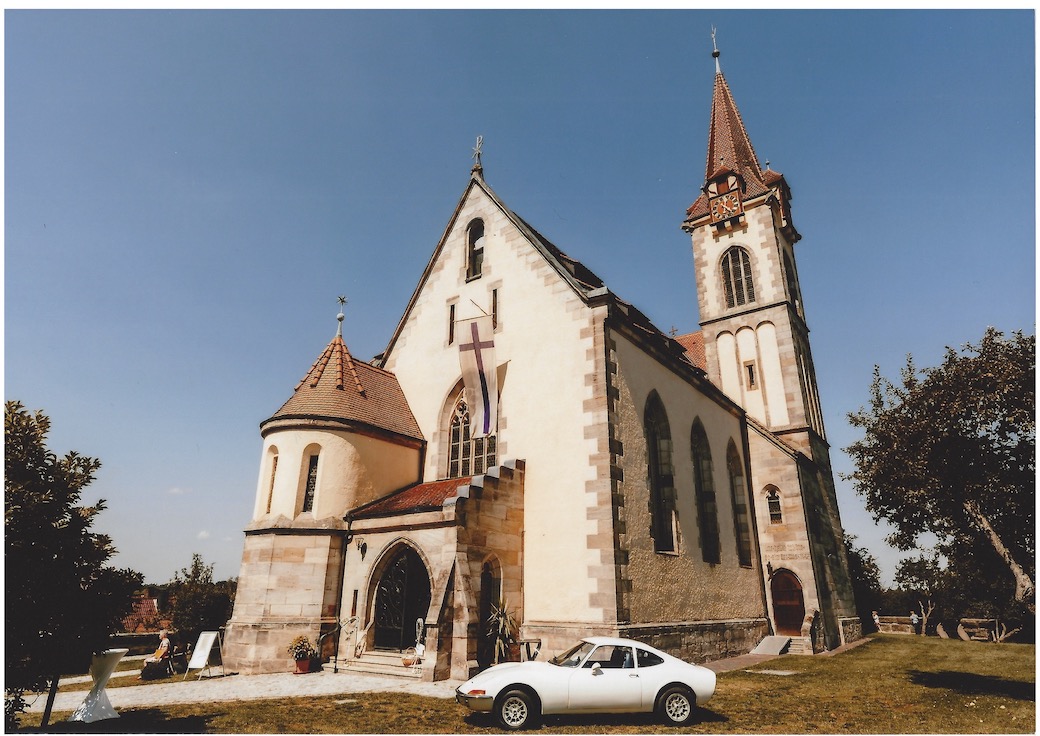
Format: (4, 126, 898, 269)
(6, 10, 1035, 586)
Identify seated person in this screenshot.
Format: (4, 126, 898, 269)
(139, 630, 172, 680)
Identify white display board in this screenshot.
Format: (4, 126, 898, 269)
(185, 631, 221, 679)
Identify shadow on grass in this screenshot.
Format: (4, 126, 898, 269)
(25, 708, 215, 734)
(909, 670, 1035, 701)
(463, 706, 728, 731)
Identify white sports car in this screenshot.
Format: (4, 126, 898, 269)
(455, 636, 716, 730)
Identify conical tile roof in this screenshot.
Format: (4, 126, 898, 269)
(263, 331, 423, 443)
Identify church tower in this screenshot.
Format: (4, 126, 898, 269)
(682, 41, 822, 452)
(683, 39, 858, 649)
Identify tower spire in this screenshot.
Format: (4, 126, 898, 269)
(704, 44, 766, 197)
(336, 295, 346, 337)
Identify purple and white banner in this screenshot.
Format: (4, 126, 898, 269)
(458, 315, 497, 437)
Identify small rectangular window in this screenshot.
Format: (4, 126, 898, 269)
(492, 289, 499, 329)
(448, 303, 456, 345)
(744, 361, 758, 390)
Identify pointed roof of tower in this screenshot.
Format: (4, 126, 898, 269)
(687, 39, 783, 220)
(704, 57, 768, 198)
(262, 311, 423, 443)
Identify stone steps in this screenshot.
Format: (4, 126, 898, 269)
(324, 648, 422, 679)
(785, 636, 814, 655)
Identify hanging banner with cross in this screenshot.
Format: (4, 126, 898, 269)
(458, 315, 497, 437)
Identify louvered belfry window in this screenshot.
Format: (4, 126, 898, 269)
(448, 395, 496, 478)
(722, 247, 756, 308)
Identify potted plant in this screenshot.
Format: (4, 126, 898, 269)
(486, 598, 518, 665)
(287, 635, 317, 674)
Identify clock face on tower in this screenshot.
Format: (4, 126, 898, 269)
(710, 192, 743, 222)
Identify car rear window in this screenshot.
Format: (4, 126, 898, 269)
(636, 648, 664, 667)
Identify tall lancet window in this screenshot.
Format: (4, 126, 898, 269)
(721, 247, 755, 308)
(645, 392, 677, 554)
(301, 453, 319, 513)
(466, 219, 485, 280)
(448, 394, 496, 478)
(727, 441, 753, 568)
(690, 419, 720, 564)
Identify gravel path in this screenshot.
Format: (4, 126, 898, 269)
(28, 669, 463, 714)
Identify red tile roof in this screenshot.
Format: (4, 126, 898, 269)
(349, 476, 473, 519)
(264, 333, 424, 442)
(688, 72, 783, 219)
(675, 331, 707, 371)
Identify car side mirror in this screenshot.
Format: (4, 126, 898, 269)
(591, 662, 603, 675)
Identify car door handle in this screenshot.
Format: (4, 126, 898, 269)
(628, 673, 639, 678)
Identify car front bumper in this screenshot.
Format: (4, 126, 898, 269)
(455, 688, 494, 712)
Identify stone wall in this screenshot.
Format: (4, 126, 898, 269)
(223, 530, 344, 674)
(619, 618, 770, 664)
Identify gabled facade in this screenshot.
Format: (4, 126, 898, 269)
(223, 47, 859, 681)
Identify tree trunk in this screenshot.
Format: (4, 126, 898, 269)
(918, 598, 935, 636)
(40, 675, 59, 728)
(963, 500, 1035, 613)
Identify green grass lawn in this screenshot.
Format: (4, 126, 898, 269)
(20, 635, 1035, 733)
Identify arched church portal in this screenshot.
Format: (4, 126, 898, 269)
(372, 545, 432, 651)
(770, 569, 806, 636)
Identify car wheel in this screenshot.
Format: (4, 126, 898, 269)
(657, 685, 696, 726)
(495, 688, 538, 730)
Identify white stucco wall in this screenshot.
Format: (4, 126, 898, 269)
(252, 426, 420, 522)
(382, 182, 603, 626)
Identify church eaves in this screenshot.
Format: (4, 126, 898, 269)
(263, 328, 423, 444)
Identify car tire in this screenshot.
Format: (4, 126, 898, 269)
(657, 685, 697, 726)
(495, 688, 538, 730)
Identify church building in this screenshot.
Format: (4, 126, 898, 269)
(223, 46, 859, 681)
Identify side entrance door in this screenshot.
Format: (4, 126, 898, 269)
(771, 569, 806, 636)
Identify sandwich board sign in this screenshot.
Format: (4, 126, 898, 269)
(185, 631, 222, 680)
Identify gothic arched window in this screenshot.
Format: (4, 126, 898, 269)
(466, 219, 485, 279)
(690, 419, 720, 564)
(765, 486, 783, 524)
(721, 247, 755, 308)
(727, 441, 753, 567)
(448, 395, 496, 478)
(300, 449, 320, 514)
(644, 392, 677, 554)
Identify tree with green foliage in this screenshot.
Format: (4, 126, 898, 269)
(5, 401, 142, 729)
(845, 328, 1035, 613)
(894, 553, 945, 635)
(168, 553, 235, 648)
(843, 534, 883, 632)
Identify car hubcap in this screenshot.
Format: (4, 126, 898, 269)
(502, 696, 528, 726)
(665, 692, 690, 721)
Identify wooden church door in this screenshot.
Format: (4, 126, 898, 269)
(770, 569, 806, 636)
(373, 546, 431, 651)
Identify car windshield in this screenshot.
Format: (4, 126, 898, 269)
(550, 641, 596, 667)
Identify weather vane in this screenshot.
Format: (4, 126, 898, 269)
(711, 26, 721, 72)
(336, 295, 347, 335)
